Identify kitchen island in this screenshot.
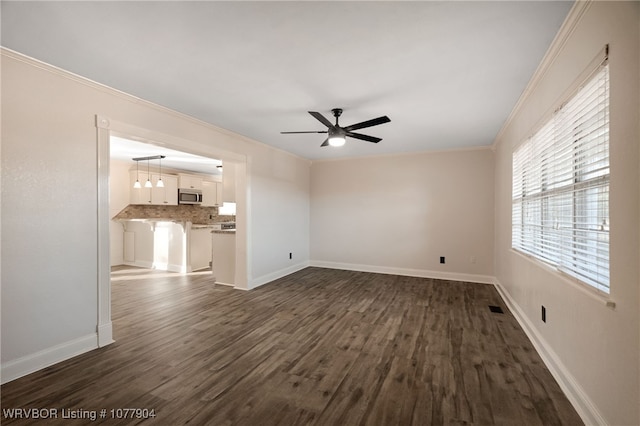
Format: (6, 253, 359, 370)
(117, 219, 216, 273)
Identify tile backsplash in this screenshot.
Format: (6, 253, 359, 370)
(113, 204, 235, 224)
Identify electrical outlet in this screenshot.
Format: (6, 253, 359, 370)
(289, 252, 292, 260)
(470, 255, 476, 264)
(541, 305, 546, 323)
(440, 256, 445, 264)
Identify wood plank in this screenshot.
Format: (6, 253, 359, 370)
(0, 267, 583, 425)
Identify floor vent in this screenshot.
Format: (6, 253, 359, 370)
(489, 305, 504, 314)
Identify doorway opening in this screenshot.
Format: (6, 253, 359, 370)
(109, 135, 235, 276)
(96, 115, 249, 347)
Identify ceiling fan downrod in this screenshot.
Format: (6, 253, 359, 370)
(331, 108, 343, 126)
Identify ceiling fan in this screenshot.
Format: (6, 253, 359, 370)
(281, 108, 391, 147)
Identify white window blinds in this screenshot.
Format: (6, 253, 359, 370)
(512, 59, 610, 293)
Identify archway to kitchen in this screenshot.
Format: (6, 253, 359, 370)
(96, 115, 249, 347)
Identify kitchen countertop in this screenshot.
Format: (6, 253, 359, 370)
(117, 220, 234, 233)
(117, 218, 182, 223)
(191, 224, 219, 229)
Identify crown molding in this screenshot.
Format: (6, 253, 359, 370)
(0, 47, 310, 165)
(311, 144, 493, 165)
(491, 0, 592, 149)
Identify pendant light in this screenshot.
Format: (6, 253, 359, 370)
(157, 156, 164, 188)
(132, 155, 167, 189)
(133, 160, 142, 188)
(144, 159, 153, 188)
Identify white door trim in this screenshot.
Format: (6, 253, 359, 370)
(96, 115, 114, 346)
(95, 115, 250, 344)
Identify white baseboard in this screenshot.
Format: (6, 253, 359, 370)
(309, 260, 495, 284)
(124, 261, 184, 273)
(97, 322, 114, 347)
(166, 263, 186, 273)
(153, 262, 169, 270)
(250, 261, 310, 289)
(1, 333, 98, 384)
(124, 260, 154, 269)
(493, 279, 605, 426)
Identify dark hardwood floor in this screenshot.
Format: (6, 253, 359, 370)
(1, 267, 582, 425)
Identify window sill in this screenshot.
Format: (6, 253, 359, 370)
(509, 248, 616, 310)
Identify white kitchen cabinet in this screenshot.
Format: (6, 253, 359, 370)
(202, 181, 222, 207)
(129, 171, 178, 205)
(130, 170, 152, 204)
(151, 174, 178, 205)
(190, 227, 213, 271)
(178, 174, 203, 190)
(221, 161, 236, 203)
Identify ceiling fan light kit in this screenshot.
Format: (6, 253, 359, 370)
(328, 128, 346, 147)
(282, 108, 390, 148)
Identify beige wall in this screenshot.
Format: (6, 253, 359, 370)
(2, 2, 638, 422)
(1, 49, 310, 378)
(310, 148, 494, 282)
(493, 2, 639, 424)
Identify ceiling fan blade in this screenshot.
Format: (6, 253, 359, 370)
(346, 131, 382, 143)
(320, 138, 329, 147)
(281, 131, 328, 134)
(343, 116, 391, 132)
(308, 111, 334, 128)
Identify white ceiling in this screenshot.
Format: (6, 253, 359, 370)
(1, 1, 573, 160)
(110, 136, 222, 176)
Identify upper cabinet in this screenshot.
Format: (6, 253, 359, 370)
(130, 171, 151, 204)
(222, 161, 236, 203)
(129, 171, 178, 205)
(128, 169, 222, 207)
(178, 174, 203, 190)
(202, 181, 222, 207)
(152, 174, 178, 205)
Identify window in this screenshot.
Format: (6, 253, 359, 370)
(512, 60, 610, 293)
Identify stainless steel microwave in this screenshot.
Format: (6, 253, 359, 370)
(178, 188, 203, 205)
